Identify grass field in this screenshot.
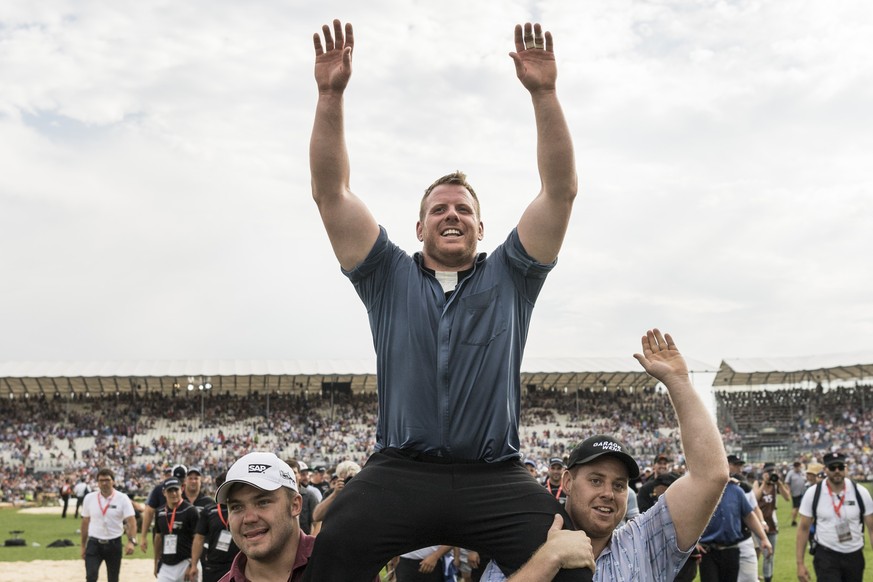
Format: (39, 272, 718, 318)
(2, 487, 873, 581)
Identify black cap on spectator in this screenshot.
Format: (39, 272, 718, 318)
(172, 465, 188, 480)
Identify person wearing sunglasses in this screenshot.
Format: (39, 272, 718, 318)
(795, 452, 873, 582)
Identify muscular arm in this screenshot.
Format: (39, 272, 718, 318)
(310, 19, 379, 270)
(634, 330, 730, 551)
(511, 23, 577, 265)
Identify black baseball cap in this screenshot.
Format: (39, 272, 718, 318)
(548, 457, 565, 468)
(163, 478, 182, 491)
(823, 452, 847, 467)
(567, 435, 640, 479)
(313, 465, 327, 473)
(727, 454, 744, 465)
(172, 465, 188, 480)
(523, 458, 537, 468)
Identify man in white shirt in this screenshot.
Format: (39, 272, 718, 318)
(796, 452, 873, 582)
(80, 468, 137, 582)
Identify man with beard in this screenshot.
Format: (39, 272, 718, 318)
(796, 452, 873, 582)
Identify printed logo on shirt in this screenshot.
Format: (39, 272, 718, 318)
(248, 464, 270, 473)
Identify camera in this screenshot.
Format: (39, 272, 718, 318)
(769, 473, 779, 482)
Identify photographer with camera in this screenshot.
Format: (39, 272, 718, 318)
(754, 464, 789, 582)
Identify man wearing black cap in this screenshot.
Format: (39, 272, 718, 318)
(483, 329, 731, 581)
(141, 465, 188, 553)
(153, 478, 200, 582)
(796, 452, 873, 582)
(544, 457, 568, 505)
(636, 453, 675, 513)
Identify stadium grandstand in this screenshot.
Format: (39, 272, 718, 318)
(1, 352, 871, 506)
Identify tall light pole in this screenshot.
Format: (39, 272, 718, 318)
(187, 376, 212, 425)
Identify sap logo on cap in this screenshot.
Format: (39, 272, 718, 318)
(248, 464, 271, 474)
(592, 441, 623, 453)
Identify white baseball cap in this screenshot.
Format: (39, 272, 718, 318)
(216, 452, 298, 504)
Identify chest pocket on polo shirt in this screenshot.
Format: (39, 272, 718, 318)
(457, 286, 507, 346)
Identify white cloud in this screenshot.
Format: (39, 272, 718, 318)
(2, 0, 872, 366)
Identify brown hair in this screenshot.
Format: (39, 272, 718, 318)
(96, 468, 115, 480)
(420, 171, 480, 222)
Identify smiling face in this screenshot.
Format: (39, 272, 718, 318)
(226, 484, 300, 565)
(416, 184, 484, 271)
(548, 463, 564, 485)
(563, 457, 629, 548)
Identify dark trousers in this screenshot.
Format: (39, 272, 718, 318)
(75, 496, 85, 518)
(84, 537, 122, 582)
(61, 495, 70, 518)
(396, 556, 444, 582)
(302, 450, 591, 582)
(814, 545, 865, 582)
(699, 546, 740, 582)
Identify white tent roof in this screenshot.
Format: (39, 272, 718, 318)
(712, 351, 873, 388)
(0, 356, 717, 397)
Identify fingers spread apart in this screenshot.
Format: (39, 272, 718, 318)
(314, 19, 354, 56)
(515, 22, 552, 52)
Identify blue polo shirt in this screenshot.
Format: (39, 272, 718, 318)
(344, 226, 554, 462)
(700, 482, 753, 545)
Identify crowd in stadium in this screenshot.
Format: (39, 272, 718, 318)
(0, 382, 871, 504)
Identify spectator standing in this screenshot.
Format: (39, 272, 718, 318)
(698, 480, 772, 582)
(80, 468, 137, 582)
(544, 457, 568, 505)
(754, 464, 790, 582)
(153, 478, 199, 582)
(785, 461, 807, 527)
(60, 477, 73, 518)
(796, 452, 873, 582)
(73, 475, 90, 518)
(140, 465, 187, 553)
(188, 472, 239, 582)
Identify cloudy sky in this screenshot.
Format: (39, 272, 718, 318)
(2, 0, 872, 370)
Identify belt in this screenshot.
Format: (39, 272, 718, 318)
(702, 542, 739, 551)
(89, 537, 121, 544)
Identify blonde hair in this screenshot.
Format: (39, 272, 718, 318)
(334, 460, 362, 480)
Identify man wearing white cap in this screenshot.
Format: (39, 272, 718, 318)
(216, 452, 314, 582)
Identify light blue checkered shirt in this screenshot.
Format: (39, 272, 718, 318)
(481, 496, 693, 582)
